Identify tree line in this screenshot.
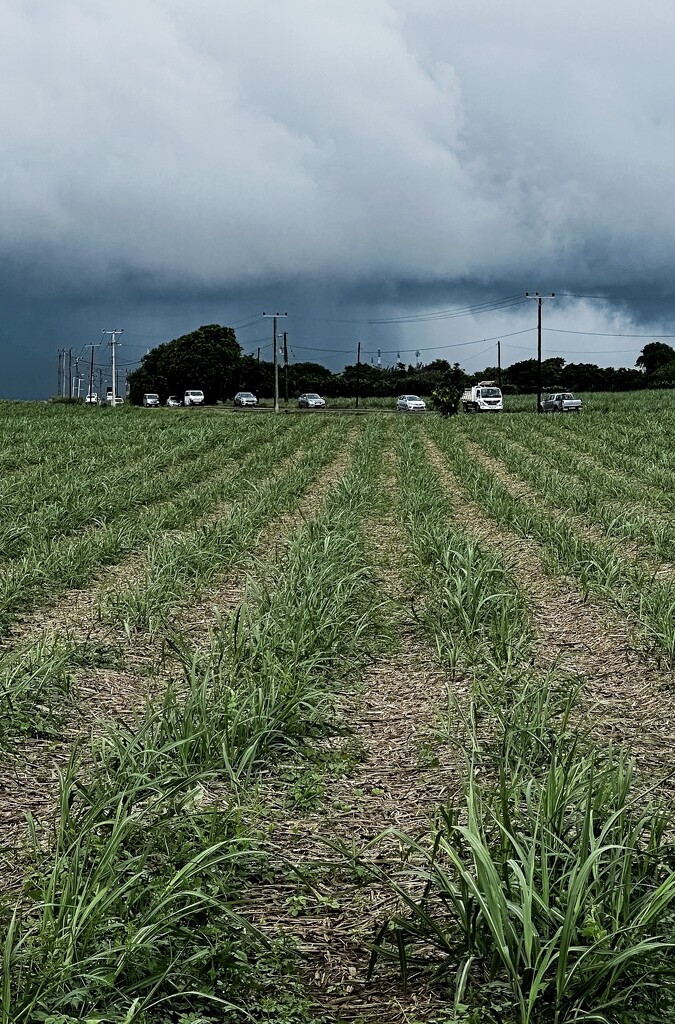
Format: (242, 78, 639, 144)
(127, 326, 675, 404)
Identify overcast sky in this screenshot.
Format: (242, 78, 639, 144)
(2, 0, 675, 396)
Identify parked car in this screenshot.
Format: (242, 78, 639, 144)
(234, 391, 258, 407)
(184, 389, 205, 406)
(142, 393, 160, 407)
(166, 395, 182, 407)
(396, 395, 427, 412)
(298, 393, 326, 409)
(85, 392, 98, 405)
(541, 392, 582, 413)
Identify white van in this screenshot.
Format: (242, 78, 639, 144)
(184, 390, 205, 406)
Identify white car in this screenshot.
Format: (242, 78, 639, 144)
(234, 391, 258, 407)
(142, 393, 160, 407)
(184, 390, 205, 406)
(85, 393, 98, 405)
(396, 394, 426, 412)
(166, 395, 182, 407)
(298, 393, 326, 409)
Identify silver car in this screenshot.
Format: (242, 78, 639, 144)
(234, 391, 258, 407)
(298, 393, 326, 409)
(396, 394, 426, 412)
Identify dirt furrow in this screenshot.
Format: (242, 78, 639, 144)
(425, 436, 675, 787)
(242, 467, 466, 1022)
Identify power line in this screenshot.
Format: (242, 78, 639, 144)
(555, 293, 612, 300)
(306, 294, 528, 325)
(546, 326, 675, 338)
(365, 297, 529, 325)
(507, 342, 640, 355)
(288, 327, 536, 358)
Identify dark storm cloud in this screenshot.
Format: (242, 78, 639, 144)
(2, 0, 674, 395)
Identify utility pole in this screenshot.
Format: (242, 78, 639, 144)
(497, 339, 502, 389)
(355, 342, 361, 409)
(257, 347, 260, 363)
(262, 313, 287, 414)
(68, 349, 72, 399)
(84, 343, 98, 401)
(102, 329, 124, 406)
(98, 370, 104, 397)
(57, 349, 62, 397)
(525, 293, 555, 413)
(283, 331, 288, 406)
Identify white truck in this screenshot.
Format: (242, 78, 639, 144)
(461, 381, 503, 413)
(184, 389, 205, 406)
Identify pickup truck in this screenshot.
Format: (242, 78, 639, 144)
(541, 392, 582, 413)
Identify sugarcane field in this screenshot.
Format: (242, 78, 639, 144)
(2, 392, 675, 1024)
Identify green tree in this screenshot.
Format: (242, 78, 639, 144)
(431, 363, 467, 417)
(636, 342, 675, 376)
(651, 358, 675, 388)
(128, 325, 242, 404)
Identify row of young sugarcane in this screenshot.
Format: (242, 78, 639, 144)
(0, 414, 275, 572)
(0, 416, 347, 748)
(0, 415, 318, 635)
(0, 419, 389, 1023)
(362, 424, 675, 1024)
(0, 401, 168, 479)
(470, 394, 674, 497)
(428, 419, 675, 666)
(503, 416, 675, 515)
(0, 416, 310, 745)
(0, 404, 241, 534)
(463, 421, 675, 562)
